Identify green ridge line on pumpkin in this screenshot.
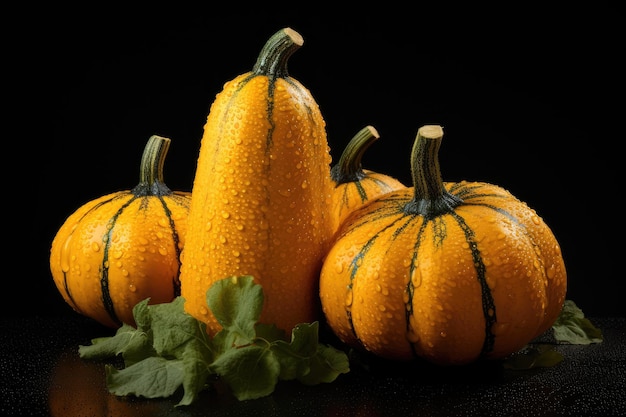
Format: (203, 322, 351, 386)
(157, 195, 183, 297)
(346, 237, 376, 339)
(101, 196, 140, 326)
(62, 196, 118, 314)
(354, 181, 368, 203)
(265, 77, 276, 152)
(406, 219, 428, 357)
(343, 195, 405, 235)
(450, 210, 497, 356)
(346, 214, 414, 340)
(215, 74, 254, 150)
(430, 217, 447, 249)
(285, 78, 320, 129)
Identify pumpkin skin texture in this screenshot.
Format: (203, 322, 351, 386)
(180, 28, 335, 336)
(319, 125, 567, 365)
(330, 125, 406, 235)
(50, 135, 191, 328)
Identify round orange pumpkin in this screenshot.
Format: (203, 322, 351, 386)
(319, 125, 567, 365)
(49, 135, 191, 328)
(330, 125, 406, 235)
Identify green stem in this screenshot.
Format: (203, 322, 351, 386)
(132, 135, 172, 197)
(403, 125, 462, 217)
(330, 125, 379, 185)
(252, 27, 304, 79)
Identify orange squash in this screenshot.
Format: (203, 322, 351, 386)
(319, 125, 567, 365)
(49, 135, 191, 328)
(330, 125, 405, 234)
(180, 28, 335, 336)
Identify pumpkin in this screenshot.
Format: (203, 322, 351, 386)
(49, 135, 191, 328)
(319, 125, 567, 365)
(180, 27, 335, 336)
(330, 125, 406, 234)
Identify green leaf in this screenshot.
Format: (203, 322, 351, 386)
(552, 300, 603, 345)
(79, 322, 155, 366)
(210, 344, 280, 401)
(207, 275, 263, 345)
(503, 344, 564, 370)
(179, 343, 213, 406)
(78, 276, 351, 406)
(149, 297, 213, 359)
(298, 344, 351, 385)
(106, 356, 184, 399)
(272, 322, 350, 383)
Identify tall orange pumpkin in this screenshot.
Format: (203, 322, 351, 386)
(180, 28, 335, 336)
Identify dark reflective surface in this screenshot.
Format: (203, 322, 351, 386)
(1, 316, 624, 416)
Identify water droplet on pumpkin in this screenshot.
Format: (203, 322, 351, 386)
(91, 242, 101, 252)
(278, 188, 292, 197)
(345, 290, 353, 307)
(129, 284, 137, 293)
(159, 247, 168, 256)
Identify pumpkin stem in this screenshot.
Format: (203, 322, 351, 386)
(330, 125, 379, 185)
(132, 135, 173, 197)
(252, 27, 304, 79)
(404, 125, 463, 217)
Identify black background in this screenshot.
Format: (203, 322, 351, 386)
(9, 5, 623, 320)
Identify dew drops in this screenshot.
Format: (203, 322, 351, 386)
(278, 188, 292, 197)
(345, 290, 353, 307)
(128, 284, 137, 293)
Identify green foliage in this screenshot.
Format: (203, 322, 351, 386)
(502, 299, 603, 370)
(79, 276, 350, 406)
